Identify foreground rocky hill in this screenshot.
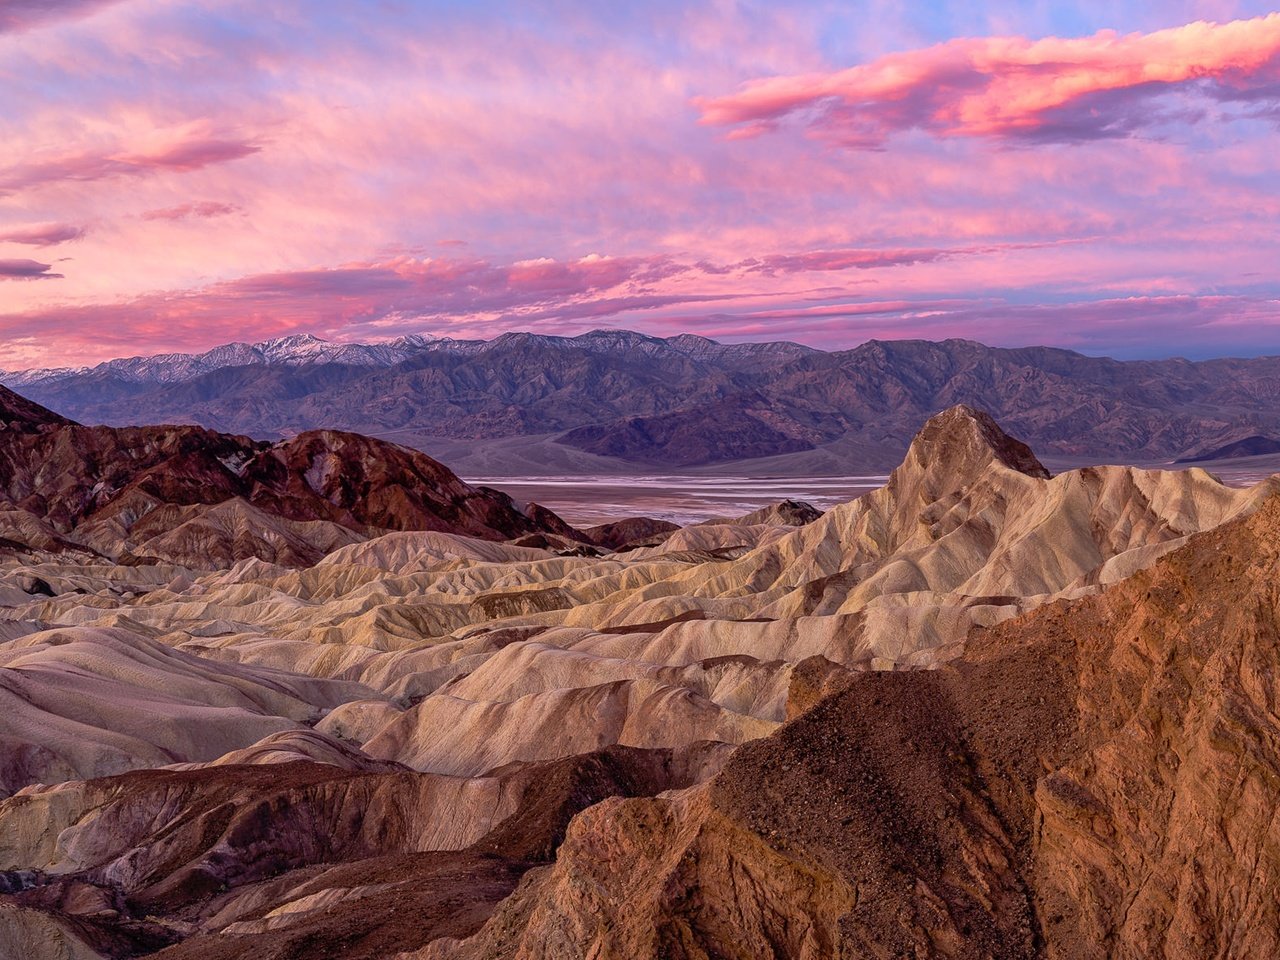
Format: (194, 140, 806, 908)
(0, 404, 1278, 958)
(437, 486, 1280, 959)
(7, 331, 1280, 471)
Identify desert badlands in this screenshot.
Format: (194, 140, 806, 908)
(1, 390, 1279, 957)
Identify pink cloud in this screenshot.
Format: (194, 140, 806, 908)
(211, 254, 689, 310)
(140, 200, 240, 221)
(0, 253, 704, 357)
(698, 14, 1280, 145)
(0, 238, 1061, 359)
(0, 0, 123, 33)
(0, 222, 86, 246)
(0, 133, 259, 195)
(733, 240, 1083, 276)
(0, 259, 63, 280)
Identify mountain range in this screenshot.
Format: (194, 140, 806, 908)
(9, 331, 1280, 473)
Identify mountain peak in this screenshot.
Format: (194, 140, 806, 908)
(890, 404, 1050, 495)
(258, 333, 332, 359)
(925, 404, 1049, 476)
(261, 333, 326, 348)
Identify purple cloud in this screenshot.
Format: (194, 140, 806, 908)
(699, 15, 1280, 147)
(0, 258, 63, 280)
(0, 135, 260, 196)
(0, 222, 87, 246)
(0, 0, 124, 33)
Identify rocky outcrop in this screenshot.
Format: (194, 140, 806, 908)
(702, 497, 823, 527)
(580, 516, 680, 551)
(896, 402, 1051, 481)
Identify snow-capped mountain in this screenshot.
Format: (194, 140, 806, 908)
(0, 329, 813, 389)
(6, 332, 1280, 475)
(1, 333, 454, 388)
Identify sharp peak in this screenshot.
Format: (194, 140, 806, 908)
(576, 328, 660, 339)
(900, 404, 1051, 482)
(258, 333, 328, 346)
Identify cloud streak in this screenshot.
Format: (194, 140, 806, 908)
(732, 240, 1080, 276)
(0, 259, 64, 280)
(699, 14, 1280, 145)
(0, 132, 260, 196)
(140, 201, 239, 221)
(0, 0, 124, 34)
(0, 253, 704, 355)
(677, 294, 1280, 358)
(0, 223, 87, 246)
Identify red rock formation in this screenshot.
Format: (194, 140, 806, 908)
(0, 385, 572, 565)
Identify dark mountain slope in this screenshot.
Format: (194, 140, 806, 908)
(0, 384, 71, 431)
(1177, 434, 1280, 462)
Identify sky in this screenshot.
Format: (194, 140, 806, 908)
(1, 0, 1279, 367)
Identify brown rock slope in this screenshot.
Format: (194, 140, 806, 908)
(0, 384, 568, 566)
(434, 491, 1280, 959)
(579, 516, 681, 551)
(0, 744, 720, 959)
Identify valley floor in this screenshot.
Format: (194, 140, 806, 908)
(463, 473, 890, 526)
(471, 456, 1273, 526)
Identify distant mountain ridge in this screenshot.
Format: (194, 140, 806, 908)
(2, 333, 447, 387)
(1, 330, 815, 388)
(7, 330, 1280, 471)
